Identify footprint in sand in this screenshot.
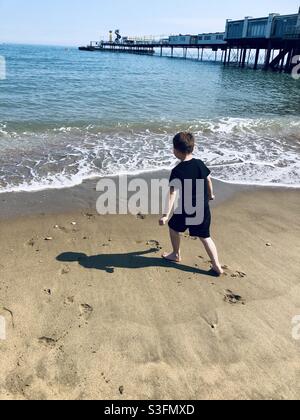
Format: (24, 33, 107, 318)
(146, 240, 162, 250)
(224, 290, 245, 305)
(43, 288, 52, 296)
(61, 265, 71, 275)
(79, 304, 93, 320)
(5, 370, 34, 397)
(184, 235, 197, 241)
(83, 212, 95, 220)
(54, 225, 69, 233)
(231, 271, 247, 279)
(219, 265, 246, 279)
(64, 297, 74, 306)
(27, 238, 36, 247)
(101, 372, 111, 385)
(136, 213, 146, 220)
(38, 337, 58, 348)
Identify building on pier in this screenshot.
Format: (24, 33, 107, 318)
(169, 35, 198, 45)
(197, 33, 226, 45)
(225, 12, 300, 41)
(224, 9, 300, 72)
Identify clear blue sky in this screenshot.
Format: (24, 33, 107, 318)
(1, 0, 299, 46)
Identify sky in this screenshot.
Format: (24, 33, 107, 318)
(0, 0, 299, 46)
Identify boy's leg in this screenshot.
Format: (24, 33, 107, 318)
(163, 228, 182, 262)
(200, 237, 223, 275)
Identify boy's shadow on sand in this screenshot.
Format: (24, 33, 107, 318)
(56, 248, 217, 277)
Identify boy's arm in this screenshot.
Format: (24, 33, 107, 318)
(207, 176, 215, 201)
(159, 187, 177, 226)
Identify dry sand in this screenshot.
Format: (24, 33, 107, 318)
(0, 185, 299, 400)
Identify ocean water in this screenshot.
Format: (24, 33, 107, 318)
(0, 43, 299, 193)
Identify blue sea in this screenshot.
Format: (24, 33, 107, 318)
(0, 43, 299, 192)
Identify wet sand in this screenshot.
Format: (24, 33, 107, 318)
(0, 177, 300, 400)
(0, 171, 244, 219)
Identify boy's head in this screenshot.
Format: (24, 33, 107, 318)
(173, 132, 195, 160)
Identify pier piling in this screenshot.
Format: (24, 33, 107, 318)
(254, 49, 260, 70)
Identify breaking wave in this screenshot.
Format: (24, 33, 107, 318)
(0, 116, 300, 193)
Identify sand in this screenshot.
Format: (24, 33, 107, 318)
(0, 183, 300, 400)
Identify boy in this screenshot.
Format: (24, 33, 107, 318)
(159, 132, 223, 276)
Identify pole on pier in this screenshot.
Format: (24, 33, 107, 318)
(264, 42, 272, 70)
(254, 48, 260, 69)
(238, 48, 243, 66)
(197, 48, 200, 61)
(241, 48, 247, 68)
(160, 46, 163, 57)
(227, 48, 232, 65)
(221, 50, 226, 63)
(223, 48, 228, 65)
(171, 47, 174, 58)
(201, 48, 204, 61)
(247, 48, 252, 67)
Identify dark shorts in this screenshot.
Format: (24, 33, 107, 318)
(168, 206, 211, 239)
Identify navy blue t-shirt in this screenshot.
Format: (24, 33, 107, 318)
(169, 158, 211, 209)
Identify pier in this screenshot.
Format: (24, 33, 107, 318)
(79, 44, 155, 55)
(79, 9, 300, 74)
(79, 34, 228, 63)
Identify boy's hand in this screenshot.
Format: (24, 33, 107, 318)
(159, 216, 168, 226)
(209, 195, 216, 201)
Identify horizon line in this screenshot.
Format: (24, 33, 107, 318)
(0, 41, 79, 48)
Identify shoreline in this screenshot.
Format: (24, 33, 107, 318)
(1, 169, 299, 220)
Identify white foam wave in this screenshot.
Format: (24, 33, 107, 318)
(0, 116, 300, 193)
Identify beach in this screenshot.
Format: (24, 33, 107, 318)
(0, 177, 299, 400)
(0, 42, 299, 401)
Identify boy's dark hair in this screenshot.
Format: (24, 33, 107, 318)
(173, 132, 195, 154)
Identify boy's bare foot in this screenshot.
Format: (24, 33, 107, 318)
(162, 252, 181, 263)
(211, 265, 224, 276)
